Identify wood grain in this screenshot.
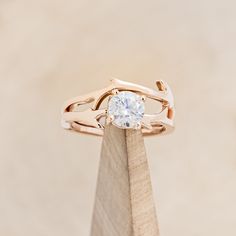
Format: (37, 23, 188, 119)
(90, 124, 159, 236)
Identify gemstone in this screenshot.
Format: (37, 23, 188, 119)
(107, 91, 145, 129)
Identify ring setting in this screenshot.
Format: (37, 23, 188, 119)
(61, 78, 175, 136)
(107, 91, 145, 129)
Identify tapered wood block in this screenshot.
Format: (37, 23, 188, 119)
(90, 124, 159, 236)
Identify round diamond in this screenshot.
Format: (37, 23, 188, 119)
(107, 91, 145, 129)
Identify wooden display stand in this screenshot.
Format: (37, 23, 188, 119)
(90, 124, 160, 236)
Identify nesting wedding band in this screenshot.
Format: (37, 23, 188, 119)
(61, 78, 175, 136)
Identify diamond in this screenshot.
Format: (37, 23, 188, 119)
(107, 91, 145, 129)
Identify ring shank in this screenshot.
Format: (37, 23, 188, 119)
(68, 122, 174, 137)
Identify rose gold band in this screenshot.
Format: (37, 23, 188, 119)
(61, 78, 175, 136)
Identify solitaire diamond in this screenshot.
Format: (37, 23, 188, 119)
(107, 91, 145, 129)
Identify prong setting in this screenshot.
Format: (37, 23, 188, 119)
(111, 89, 119, 95)
(106, 115, 115, 124)
(107, 91, 145, 129)
(141, 95, 146, 101)
(135, 122, 142, 130)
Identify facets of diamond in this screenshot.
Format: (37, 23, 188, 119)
(107, 91, 145, 129)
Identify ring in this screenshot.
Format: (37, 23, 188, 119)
(61, 78, 175, 136)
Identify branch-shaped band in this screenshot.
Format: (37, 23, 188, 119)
(61, 78, 175, 136)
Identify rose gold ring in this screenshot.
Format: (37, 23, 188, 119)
(61, 78, 175, 136)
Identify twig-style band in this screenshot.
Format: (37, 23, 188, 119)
(61, 79, 175, 136)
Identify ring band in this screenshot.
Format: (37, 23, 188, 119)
(61, 78, 175, 136)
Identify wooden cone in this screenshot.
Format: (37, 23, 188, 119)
(90, 124, 159, 236)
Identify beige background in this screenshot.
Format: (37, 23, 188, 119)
(0, 0, 236, 235)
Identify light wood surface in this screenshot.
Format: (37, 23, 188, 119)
(91, 124, 159, 236)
